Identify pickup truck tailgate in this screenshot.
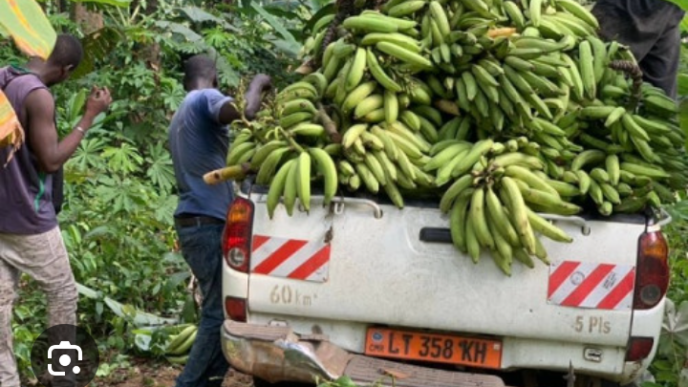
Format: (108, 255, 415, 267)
(246, 194, 644, 348)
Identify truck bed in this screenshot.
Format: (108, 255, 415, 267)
(221, 181, 667, 385)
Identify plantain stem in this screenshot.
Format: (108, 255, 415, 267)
(316, 103, 342, 144)
(608, 60, 643, 113)
(283, 131, 306, 154)
(317, 0, 356, 67)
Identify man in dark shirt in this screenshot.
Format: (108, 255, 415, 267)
(0, 34, 111, 386)
(593, 0, 685, 98)
(169, 55, 271, 387)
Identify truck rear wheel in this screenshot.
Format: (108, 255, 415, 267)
(252, 377, 313, 387)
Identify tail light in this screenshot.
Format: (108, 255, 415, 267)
(222, 197, 253, 322)
(225, 297, 247, 322)
(633, 229, 669, 310)
(222, 197, 254, 273)
(625, 337, 654, 361)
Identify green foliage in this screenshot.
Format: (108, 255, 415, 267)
(2, 0, 301, 380)
(648, 21, 688, 385)
(666, 0, 688, 12)
(74, 0, 132, 7)
(650, 199, 688, 387)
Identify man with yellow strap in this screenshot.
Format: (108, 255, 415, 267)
(0, 34, 111, 387)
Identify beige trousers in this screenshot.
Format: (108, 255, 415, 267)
(0, 226, 77, 387)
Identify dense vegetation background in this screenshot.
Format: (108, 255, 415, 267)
(1, 0, 688, 385)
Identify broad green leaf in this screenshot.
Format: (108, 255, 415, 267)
(104, 297, 178, 326)
(679, 73, 688, 97)
(76, 282, 101, 299)
(72, 27, 123, 79)
(666, 0, 688, 11)
(163, 251, 184, 263)
(67, 90, 88, 124)
(680, 100, 688, 149)
(77, 282, 177, 326)
(168, 271, 191, 288)
(657, 370, 679, 383)
(179, 6, 226, 26)
(133, 332, 152, 351)
(250, 2, 299, 49)
(264, 3, 301, 21)
(681, 14, 688, 32)
(71, 0, 132, 7)
(681, 368, 688, 387)
(155, 21, 204, 43)
(214, 53, 241, 87)
(664, 299, 688, 347)
(270, 38, 302, 57)
(0, 0, 56, 59)
(265, 1, 302, 13)
(102, 143, 144, 173)
(181, 294, 198, 323)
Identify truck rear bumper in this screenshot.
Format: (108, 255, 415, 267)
(221, 320, 509, 387)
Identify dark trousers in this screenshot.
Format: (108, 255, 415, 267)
(593, 0, 685, 98)
(174, 222, 230, 387)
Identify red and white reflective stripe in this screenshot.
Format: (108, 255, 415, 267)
(250, 235, 330, 282)
(547, 260, 636, 311)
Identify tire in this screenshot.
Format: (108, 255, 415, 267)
(619, 370, 656, 387)
(589, 372, 654, 387)
(252, 377, 313, 387)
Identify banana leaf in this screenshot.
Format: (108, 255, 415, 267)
(0, 90, 23, 158)
(0, 0, 56, 149)
(0, 0, 56, 60)
(76, 282, 178, 327)
(71, 0, 132, 7)
(666, 0, 688, 11)
(71, 26, 123, 79)
(250, 2, 300, 54)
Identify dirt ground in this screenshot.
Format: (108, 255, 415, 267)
(92, 358, 254, 387)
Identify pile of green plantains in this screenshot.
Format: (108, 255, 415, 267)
(207, 0, 687, 276)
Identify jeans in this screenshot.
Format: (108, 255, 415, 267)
(174, 223, 229, 387)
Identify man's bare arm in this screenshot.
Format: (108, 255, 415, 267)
(218, 74, 273, 125)
(25, 90, 95, 173)
(218, 102, 242, 125)
(25, 87, 111, 173)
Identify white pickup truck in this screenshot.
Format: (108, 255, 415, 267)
(219, 179, 671, 387)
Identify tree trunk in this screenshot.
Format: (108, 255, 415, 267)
(71, 3, 103, 34)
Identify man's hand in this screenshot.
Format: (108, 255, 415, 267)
(84, 86, 112, 119)
(244, 74, 273, 120)
(218, 75, 272, 125)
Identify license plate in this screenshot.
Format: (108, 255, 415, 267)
(365, 328, 502, 369)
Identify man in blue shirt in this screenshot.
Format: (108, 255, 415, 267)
(593, 0, 685, 98)
(168, 55, 271, 387)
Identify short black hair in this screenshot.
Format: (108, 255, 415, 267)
(183, 54, 217, 87)
(47, 34, 84, 70)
